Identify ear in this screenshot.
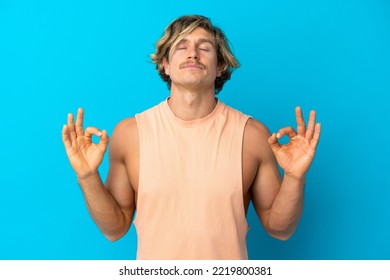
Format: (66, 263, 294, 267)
(162, 57, 170, 76)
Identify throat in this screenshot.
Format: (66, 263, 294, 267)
(167, 94, 217, 121)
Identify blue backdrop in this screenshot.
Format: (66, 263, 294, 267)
(0, 0, 389, 260)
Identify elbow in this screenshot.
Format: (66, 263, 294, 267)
(104, 231, 126, 242)
(101, 223, 129, 242)
(102, 212, 133, 242)
(105, 234, 120, 242)
(106, 236, 120, 242)
(268, 230, 293, 241)
(266, 222, 296, 241)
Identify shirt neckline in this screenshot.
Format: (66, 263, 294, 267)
(162, 97, 224, 127)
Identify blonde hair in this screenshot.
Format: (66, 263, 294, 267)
(151, 15, 239, 94)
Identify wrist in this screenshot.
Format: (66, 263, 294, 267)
(283, 173, 306, 185)
(76, 171, 104, 196)
(77, 171, 100, 183)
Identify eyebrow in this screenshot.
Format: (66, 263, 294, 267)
(176, 38, 215, 47)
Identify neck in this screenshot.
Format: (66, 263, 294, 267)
(168, 85, 217, 121)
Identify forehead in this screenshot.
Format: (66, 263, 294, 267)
(175, 27, 215, 45)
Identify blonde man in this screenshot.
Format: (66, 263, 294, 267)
(62, 15, 321, 260)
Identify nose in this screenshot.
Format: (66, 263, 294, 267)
(187, 46, 199, 60)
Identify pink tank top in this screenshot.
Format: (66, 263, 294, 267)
(134, 99, 250, 259)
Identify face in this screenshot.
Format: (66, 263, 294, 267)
(163, 27, 222, 91)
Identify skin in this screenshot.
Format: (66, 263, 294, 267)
(62, 27, 321, 242)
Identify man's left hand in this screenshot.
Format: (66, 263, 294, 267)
(268, 107, 321, 181)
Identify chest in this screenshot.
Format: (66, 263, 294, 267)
(126, 134, 259, 209)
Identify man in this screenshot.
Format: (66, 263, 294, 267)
(62, 15, 321, 260)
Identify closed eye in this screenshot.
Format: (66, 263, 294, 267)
(197, 38, 214, 51)
(175, 43, 187, 50)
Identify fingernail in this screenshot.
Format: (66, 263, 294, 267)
(97, 131, 102, 136)
(277, 133, 280, 138)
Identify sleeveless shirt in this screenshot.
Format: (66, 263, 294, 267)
(134, 99, 251, 260)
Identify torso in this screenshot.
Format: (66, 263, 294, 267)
(121, 116, 263, 215)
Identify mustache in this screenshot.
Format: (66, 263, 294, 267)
(179, 61, 206, 69)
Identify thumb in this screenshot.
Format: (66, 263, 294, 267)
(268, 132, 281, 152)
(97, 129, 110, 151)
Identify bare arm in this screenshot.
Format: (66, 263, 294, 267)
(248, 107, 321, 240)
(62, 109, 136, 241)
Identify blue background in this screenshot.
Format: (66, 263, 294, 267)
(0, 0, 389, 260)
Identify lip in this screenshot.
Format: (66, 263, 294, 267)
(183, 65, 203, 69)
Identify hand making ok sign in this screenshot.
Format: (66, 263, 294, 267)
(268, 107, 321, 181)
(62, 108, 110, 179)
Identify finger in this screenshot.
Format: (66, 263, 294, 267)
(84, 127, 102, 140)
(305, 110, 316, 140)
(62, 124, 72, 149)
(67, 113, 77, 142)
(268, 132, 281, 151)
(295, 106, 306, 136)
(310, 123, 321, 150)
(75, 108, 84, 136)
(97, 129, 110, 152)
(277, 126, 297, 140)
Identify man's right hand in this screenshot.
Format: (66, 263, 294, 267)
(62, 108, 109, 179)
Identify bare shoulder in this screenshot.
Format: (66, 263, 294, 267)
(109, 117, 139, 157)
(112, 117, 138, 137)
(244, 118, 272, 146)
(243, 118, 274, 160)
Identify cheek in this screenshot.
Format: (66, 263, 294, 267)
(164, 65, 170, 75)
(211, 59, 221, 76)
(162, 58, 170, 75)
